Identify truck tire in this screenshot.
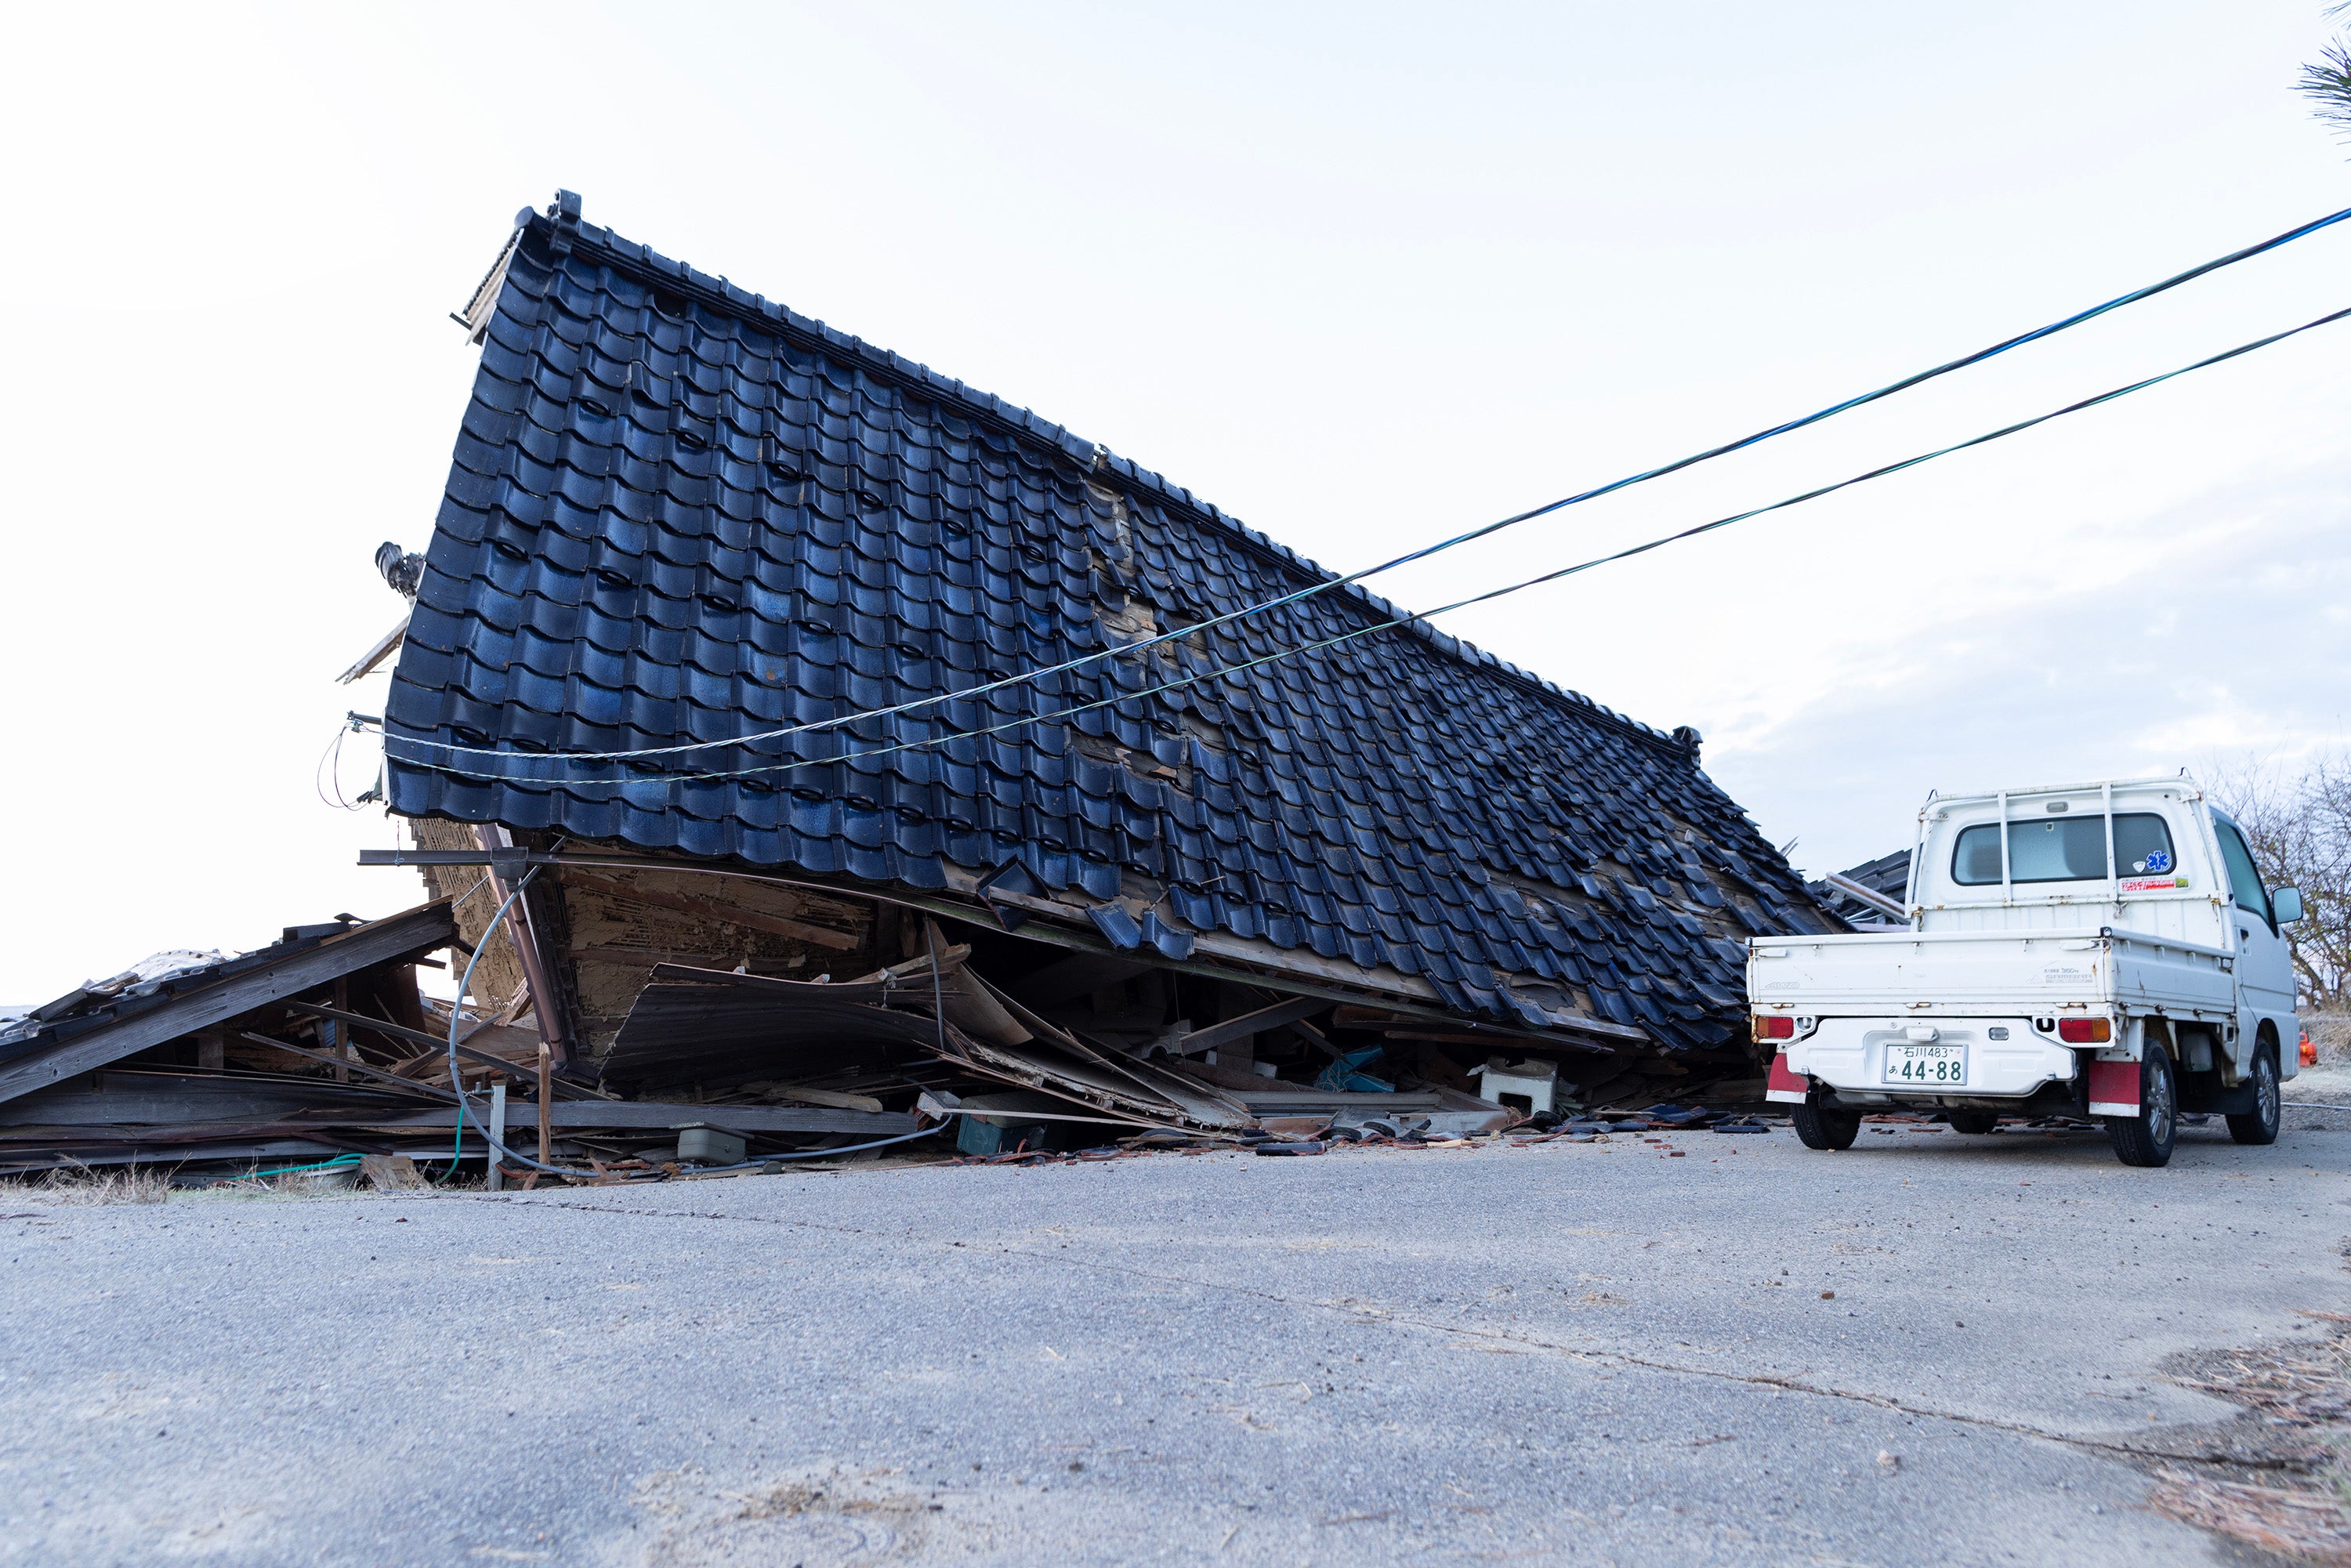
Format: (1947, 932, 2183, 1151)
(2226, 1047, 2280, 1146)
(2105, 1049, 2177, 1168)
(1947, 1111, 2000, 1135)
(1792, 1104, 1862, 1150)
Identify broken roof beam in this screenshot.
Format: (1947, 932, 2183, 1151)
(1165, 997, 1325, 1059)
(335, 611, 410, 685)
(473, 825, 574, 1070)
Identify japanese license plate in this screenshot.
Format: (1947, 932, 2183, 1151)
(1882, 1044, 1966, 1086)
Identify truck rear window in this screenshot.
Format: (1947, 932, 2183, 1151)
(1951, 813, 2176, 885)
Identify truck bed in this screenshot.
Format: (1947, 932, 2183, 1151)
(1749, 925, 2236, 1018)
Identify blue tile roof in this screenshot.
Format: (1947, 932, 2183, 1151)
(386, 196, 1835, 1052)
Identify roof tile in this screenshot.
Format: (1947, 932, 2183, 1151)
(386, 207, 1838, 1046)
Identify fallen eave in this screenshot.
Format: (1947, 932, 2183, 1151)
(0, 902, 458, 1107)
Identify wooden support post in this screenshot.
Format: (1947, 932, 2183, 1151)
(537, 1044, 552, 1166)
(331, 978, 350, 1082)
(195, 1028, 224, 1071)
(473, 824, 574, 1070)
(487, 1081, 508, 1191)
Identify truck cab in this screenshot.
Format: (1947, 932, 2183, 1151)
(1753, 775, 2302, 1167)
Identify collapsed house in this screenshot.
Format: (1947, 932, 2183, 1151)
(364, 193, 1842, 1147)
(0, 191, 1844, 1179)
(1807, 851, 1913, 932)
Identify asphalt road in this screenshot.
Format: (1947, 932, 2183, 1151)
(2, 1117, 2346, 1567)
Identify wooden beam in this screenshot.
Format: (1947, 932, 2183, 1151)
(571, 945, 792, 970)
(641, 964, 905, 1003)
(557, 871, 861, 951)
(274, 1007, 574, 1092)
(335, 610, 410, 685)
(0, 1087, 445, 1126)
(341, 1103, 919, 1135)
(848, 945, 973, 984)
(1171, 997, 1326, 1058)
(0, 1099, 915, 1137)
(537, 1045, 552, 1164)
(767, 1086, 885, 1114)
(236, 1033, 458, 1102)
(283, 1000, 462, 1057)
(0, 904, 457, 1108)
(475, 826, 574, 1070)
(486, 1082, 509, 1190)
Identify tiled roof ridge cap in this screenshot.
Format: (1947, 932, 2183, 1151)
(504, 205, 1693, 763)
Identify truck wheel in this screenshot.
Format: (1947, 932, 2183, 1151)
(1947, 1111, 2000, 1135)
(1792, 1104, 1862, 1150)
(2105, 1049, 2178, 1168)
(2226, 1048, 2280, 1146)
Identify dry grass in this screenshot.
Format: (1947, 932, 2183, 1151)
(2150, 1320, 2351, 1563)
(211, 1171, 361, 1197)
(5, 1165, 172, 1205)
(4, 1157, 385, 1204)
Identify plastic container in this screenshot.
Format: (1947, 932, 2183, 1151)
(676, 1125, 748, 1165)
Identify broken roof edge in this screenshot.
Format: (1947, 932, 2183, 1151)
(483, 194, 1699, 766)
(0, 901, 460, 1108)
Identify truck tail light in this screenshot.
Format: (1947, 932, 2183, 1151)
(1753, 1015, 1795, 1041)
(2057, 1018, 2111, 1044)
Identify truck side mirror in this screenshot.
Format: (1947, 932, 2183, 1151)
(2273, 886, 2305, 925)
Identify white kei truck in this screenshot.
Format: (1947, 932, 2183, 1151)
(1751, 775, 2302, 1168)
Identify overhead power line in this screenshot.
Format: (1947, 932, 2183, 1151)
(387, 300, 2351, 793)
(368, 205, 2351, 770)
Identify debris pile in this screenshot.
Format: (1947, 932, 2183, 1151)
(1, 892, 1723, 1186)
(0, 191, 1848, 1187)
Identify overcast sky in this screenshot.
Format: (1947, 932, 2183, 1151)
(2, 2, 2346, 1001)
